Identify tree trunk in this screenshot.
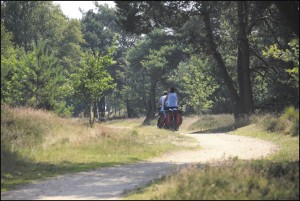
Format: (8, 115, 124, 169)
(237, 1, 253, 114)
(201, 2, 240, 119)
(237, 48, 245, 113)
(143, 78, 157, 124)
(89, 103, 95, 127)
(126, 99, 133, 118)
(99, 96, 105, 121)
(95, 102, 100, 121)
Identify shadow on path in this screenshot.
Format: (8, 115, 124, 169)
(1, 161, 189, 200)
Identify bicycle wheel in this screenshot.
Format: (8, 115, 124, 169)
(170, 116, 176, 131)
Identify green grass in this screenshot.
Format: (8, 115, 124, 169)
(1, 105, 197, 192)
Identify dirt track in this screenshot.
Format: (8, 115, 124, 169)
(1, 132, 278, 200)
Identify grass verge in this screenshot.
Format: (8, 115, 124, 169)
(1, 105, 197, 192)
(124, 113, 299, 200)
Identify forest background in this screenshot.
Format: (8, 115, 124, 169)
(1, 1, 299, 127)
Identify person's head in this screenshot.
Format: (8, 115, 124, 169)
(163, 91, 168, 95)
(170, 87, 175, 93)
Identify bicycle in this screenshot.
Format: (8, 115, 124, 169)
(164, 108, 183, 131)
(157, 110, 165, 128)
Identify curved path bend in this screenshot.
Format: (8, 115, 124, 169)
(1, 133, 278, 200)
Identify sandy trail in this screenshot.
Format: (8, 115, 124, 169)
(1, 132, 278, 200)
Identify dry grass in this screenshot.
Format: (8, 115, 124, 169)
(124, 113, 299, 200)
(2, 105, 298, 199)
(125, 160, 299, 200)
(1, 105, 197, 191)
(182, 114, 236, 133)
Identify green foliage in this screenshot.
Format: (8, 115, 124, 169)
(52, 101, 74, 118)
(1, 2, 78, 116)
(142, 45, 175, 73)
(31, 2, 67, 53)
(1, 23, 19, 105)
(1, 22, 14, 57)
(58, 19, 85, 74)
(262, 38, 299, 85)
(2, 0, 299, 119)
(1, 36, 71, 116)
(1, 1, 39, 49)
(1, 1, 67, 52)
(250, 37, 299, 111)
(177, 56, 219, 114)
(81, 4, 119, 55)
(1, 47, 20, 105)
(18, 38, 66, 109)
(125, 28, 183, 119)
(117, 63, 149, 117)
(71, 50, 116, 105)
(127, 29, 175, 71)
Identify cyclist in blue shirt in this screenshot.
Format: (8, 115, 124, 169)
(164, 87, 178, 110)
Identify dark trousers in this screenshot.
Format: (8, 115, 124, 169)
(165, 106, 178, 110)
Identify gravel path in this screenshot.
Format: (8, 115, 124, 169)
(1, 133, 278, 200)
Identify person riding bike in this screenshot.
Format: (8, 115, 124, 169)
(159, 91, 168, 115)
(163, 87, 181, 130)
(157, 91, 168, 128)
(164, 87, 178, 110)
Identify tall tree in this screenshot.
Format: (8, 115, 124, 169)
(126, 29, 183, 123)
(81, 4, 122, 119)
(1, 37, 67, 111)
(58, 19, 85, 74)
(237, 1, 253, 114)
(171, 56, 219, 115)
(116, 1, 298, 119)
(1, 1, 66, 52)
(1, 22, 20, 105)
(71, 50, 116, 127)
(17, 38, 66, 110)
(116, 1, 243, 118)
(199, 2, 241, 118)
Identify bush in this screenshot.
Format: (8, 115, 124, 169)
(278, 106, 299, 136)
(261, 114, 279, 132)
(257, 106, 299, 136)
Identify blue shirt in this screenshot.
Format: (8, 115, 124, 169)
(166, 93, 177, 107)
